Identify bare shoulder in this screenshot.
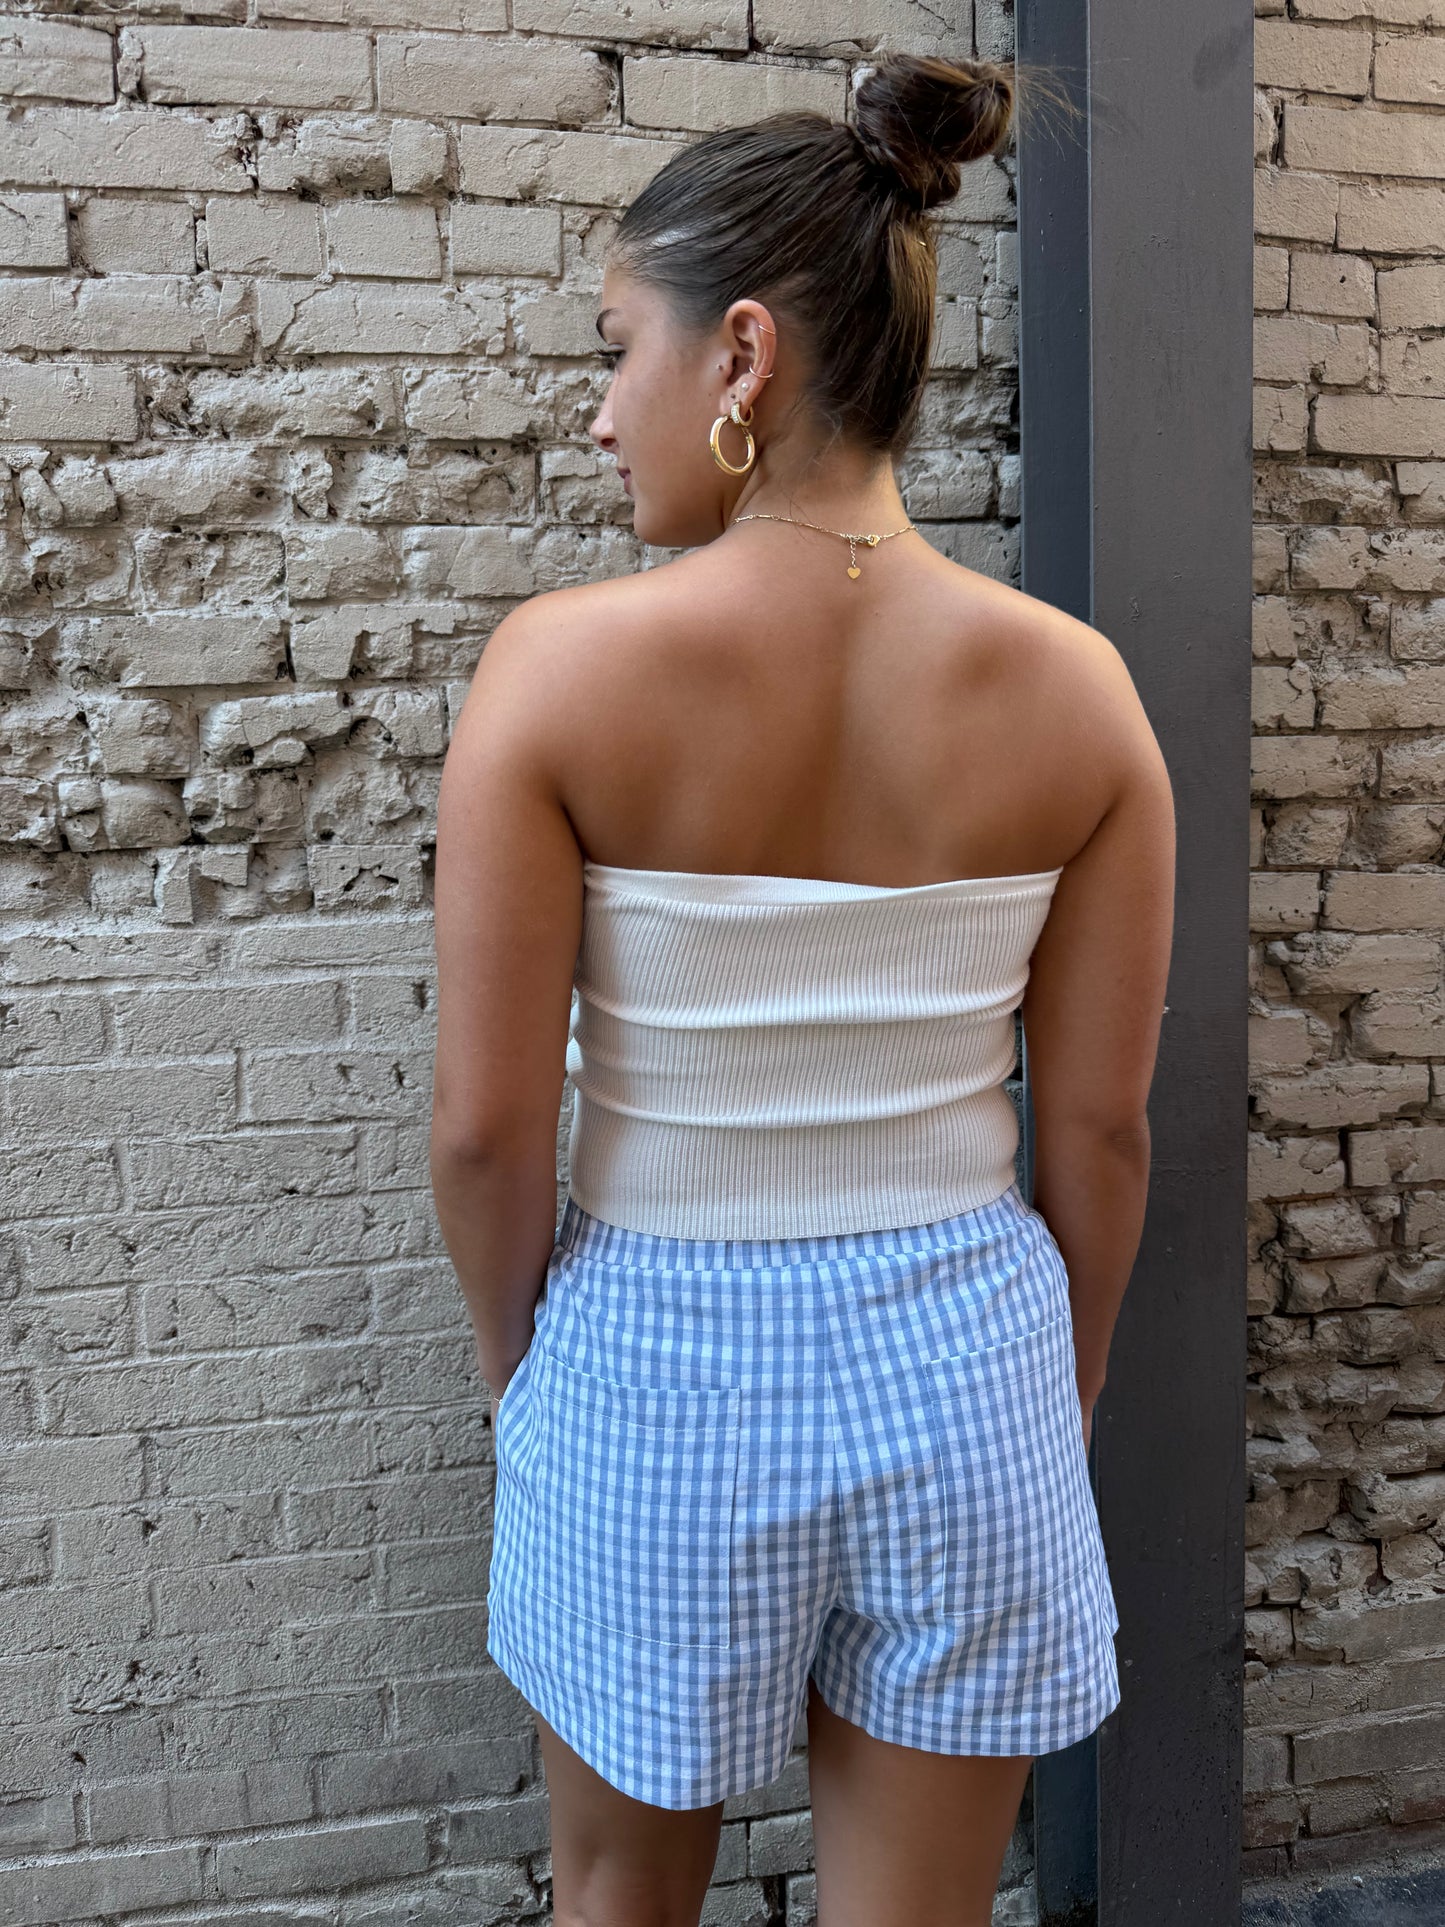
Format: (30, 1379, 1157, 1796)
(446, 562, 693, 805)
(456, 565, 671, 713)
(467, 568, 655, 668)
(962, 567, 1148, 714)
(955, 567, 1170, 801)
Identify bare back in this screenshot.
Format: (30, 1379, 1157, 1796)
(546, 534, 1139, 888)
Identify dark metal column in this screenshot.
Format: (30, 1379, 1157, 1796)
(1017, 4, 1253, 1922)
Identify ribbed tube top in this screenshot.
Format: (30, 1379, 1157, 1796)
(563, 859, 1064, 1240)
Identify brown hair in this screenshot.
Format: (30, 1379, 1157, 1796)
(609, 53, 1016, 458)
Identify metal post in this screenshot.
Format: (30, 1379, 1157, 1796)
(1017, 3, 1253, 1921)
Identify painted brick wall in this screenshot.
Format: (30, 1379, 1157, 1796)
(1250, 0, 1445, 1884)
(0, 3, 1023, 1919)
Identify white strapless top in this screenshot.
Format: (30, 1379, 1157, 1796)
(563, 860, 1064, 1240)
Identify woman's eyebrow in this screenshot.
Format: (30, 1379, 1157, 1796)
(595, 308, 619, 339)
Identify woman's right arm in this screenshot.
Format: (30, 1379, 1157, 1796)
(1019, 644, 1177, 1438)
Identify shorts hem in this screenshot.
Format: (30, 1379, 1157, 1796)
(805, 1548, 1123, 1760)
(486, 1612, 795, 1812)
(808, 1664, 1121, 1760)
(811, 1676, 1121, 1758)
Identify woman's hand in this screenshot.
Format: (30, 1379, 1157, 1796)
(1080, 1386, 1099, 1457)
(486, 1350, 527, 1437)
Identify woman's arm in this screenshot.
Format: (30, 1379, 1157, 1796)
(429, 601, 584, 1400)
(1019, 636, 1177, 1445)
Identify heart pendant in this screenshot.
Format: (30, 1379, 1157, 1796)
(847, 565, 861, 579)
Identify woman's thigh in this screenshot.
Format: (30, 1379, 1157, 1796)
(535, 1709, 728, 1927)
(805, 1677, 1034, 1927)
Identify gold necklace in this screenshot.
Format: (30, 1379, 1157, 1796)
(732, 510, 917, 580)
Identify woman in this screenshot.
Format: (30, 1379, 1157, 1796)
(430, 50, 1174, 1927)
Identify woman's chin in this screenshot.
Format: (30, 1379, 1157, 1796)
(630, 503, 673, 548)
(631, 501, 711, 551)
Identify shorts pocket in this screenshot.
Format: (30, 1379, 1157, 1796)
(531, 1349, 742, 1650)
(493, 1335, 541, 1452)
(926, 1312, 1097, 1616)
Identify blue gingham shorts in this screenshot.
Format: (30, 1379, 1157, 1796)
(485, 1180, 1121, 1810)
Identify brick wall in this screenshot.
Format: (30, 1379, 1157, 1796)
(1250, 0, 1445, 1884)
(0, 3, 1022, 1919)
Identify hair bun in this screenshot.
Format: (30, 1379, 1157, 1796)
(853, 53, 1014, 212)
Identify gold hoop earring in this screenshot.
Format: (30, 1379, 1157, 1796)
(710, 399, 756, 476)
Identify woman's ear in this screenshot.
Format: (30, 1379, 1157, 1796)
(716, 299, 778, 405)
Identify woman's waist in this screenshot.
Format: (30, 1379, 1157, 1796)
(551, 1172, 1036, 1280)
(563, 1085, 1023, 1240)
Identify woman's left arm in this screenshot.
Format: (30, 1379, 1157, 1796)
(429, 601, 584, 1398)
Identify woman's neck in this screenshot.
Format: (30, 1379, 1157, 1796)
(728, 449, 908, 534)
